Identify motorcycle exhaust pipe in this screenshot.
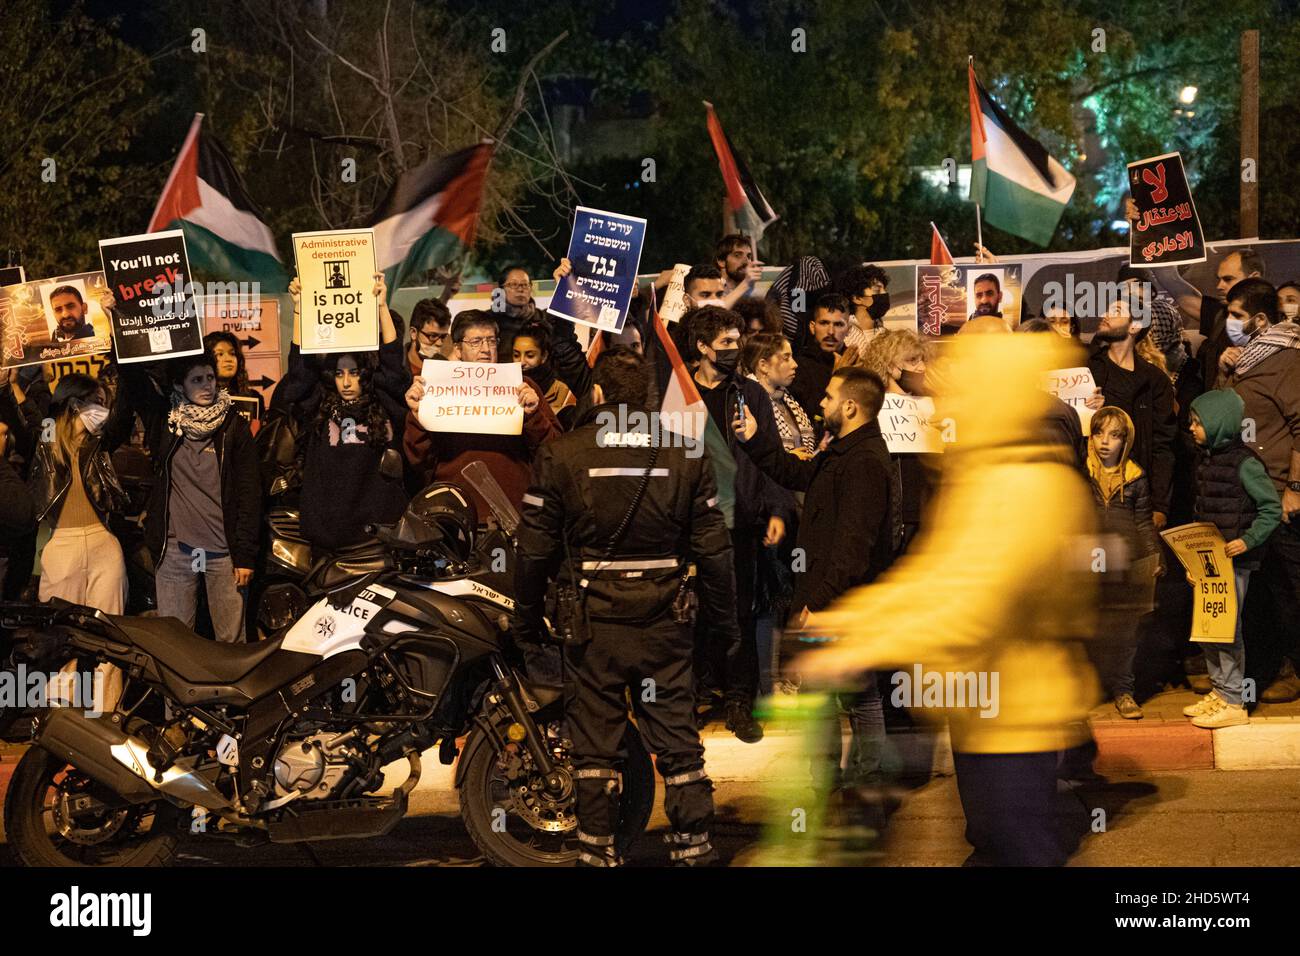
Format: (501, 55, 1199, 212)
(35, 707, 232, 811)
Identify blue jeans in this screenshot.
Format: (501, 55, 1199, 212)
(154, 542, 246, 643)
(819, 678, 886, 788)
(1204, 567, 1251, 706)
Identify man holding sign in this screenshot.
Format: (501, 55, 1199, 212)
(404, 310, 560, 519)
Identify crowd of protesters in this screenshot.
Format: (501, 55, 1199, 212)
(4, 228, 1300, 781)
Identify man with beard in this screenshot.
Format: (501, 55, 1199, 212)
(968, 273, 1003, 320)
(789, 293, 854, 432)
(48, 286, 97, 341)
(1087, 294, 1178, 529)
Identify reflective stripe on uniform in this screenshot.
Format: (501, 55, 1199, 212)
(578, 850, 620, 867)
(663, 768, 709, 787)
(578, 830, 615, 846)
(668, 842, 713, 861)
(664, 831, 710, 846)
(573, 767, 619, 781)
(580, 558, 681, 571)
(522, 493, 544, 507)
(587, 467, 670, 478)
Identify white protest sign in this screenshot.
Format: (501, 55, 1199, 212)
(880, 394, 944, 454)
(659, 263, 691, 324)
(417, 360, 523, 435)
(1045, 367, 1097, 435)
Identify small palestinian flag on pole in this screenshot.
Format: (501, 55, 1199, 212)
(643, 283, 737, 528)
(369, 143, 493, 302)
(930, 222, 955, 265)
(148, 114, 289, 290)
(704, 101, 778, 246)
(968, 60, 1075, 247)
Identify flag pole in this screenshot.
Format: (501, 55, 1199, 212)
(975, 204, 984, 262)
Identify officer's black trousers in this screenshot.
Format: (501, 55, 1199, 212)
(565, 619, 714, 840)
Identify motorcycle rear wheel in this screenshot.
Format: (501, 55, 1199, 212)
(458, 722, 654, 867)
(4, 747, 180, 867)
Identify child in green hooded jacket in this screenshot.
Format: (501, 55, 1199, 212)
(1184, 388, 1282, 728)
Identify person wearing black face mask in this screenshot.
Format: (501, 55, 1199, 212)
(836, 264, 892, 354)
(688, 307, 795, 742)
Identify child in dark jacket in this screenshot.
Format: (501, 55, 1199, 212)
(1182, 389, 1281, 728)
(1086, 406, 1162, 718)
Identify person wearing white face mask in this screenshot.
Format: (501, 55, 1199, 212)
(28, 373, 133, 614)
(1277, 281, 1300, 323)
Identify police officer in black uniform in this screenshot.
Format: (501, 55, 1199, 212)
(513, 347, 740, 867)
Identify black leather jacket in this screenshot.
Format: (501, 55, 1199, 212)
(28, 435, 129, 526)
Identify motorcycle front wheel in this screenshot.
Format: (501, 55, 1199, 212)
(4, 746, 180, 867)
(457, 721, 654, 867)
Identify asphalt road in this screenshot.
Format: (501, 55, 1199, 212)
(5, 769, 1299, 867)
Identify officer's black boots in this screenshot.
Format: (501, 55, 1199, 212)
(724, 700, 764, 743)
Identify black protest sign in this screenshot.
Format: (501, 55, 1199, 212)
(1127, 152, 1206, 267)
(98, 229, 205, 364)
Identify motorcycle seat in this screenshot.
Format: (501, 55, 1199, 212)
(111, 616, 286, 684)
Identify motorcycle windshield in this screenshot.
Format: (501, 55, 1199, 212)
(459, 461, 520, 535)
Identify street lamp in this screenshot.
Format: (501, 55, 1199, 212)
(1180, 85, 1198, 104)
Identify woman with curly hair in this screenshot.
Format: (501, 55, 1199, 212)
(274, 273, 409, 554)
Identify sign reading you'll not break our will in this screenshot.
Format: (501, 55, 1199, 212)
(98, 230, 204, 364)
(293, 229, 380, 354)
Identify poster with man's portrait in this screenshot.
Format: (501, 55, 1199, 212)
(914, 264, 1023, 335)
(0, 271, 113, 369)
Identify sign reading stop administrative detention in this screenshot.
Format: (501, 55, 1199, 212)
(292, 229, 380, 354)
(98, 230, 204, 364)
(548, 206, 646, 333)
(416, 359, 523, 436)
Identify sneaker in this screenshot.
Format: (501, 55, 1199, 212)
(1183, 691, 1223, 717)
(1114, 694, 1143, 719)
(724, 701, 764, 743)
(1191, 701, 1249, 729)
(1261, 659, 1300, 703)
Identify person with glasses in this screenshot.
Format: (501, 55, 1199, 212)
(496, 265, 537, 360)
(407, 297, 455, 376)
(404, 310, 561, 520)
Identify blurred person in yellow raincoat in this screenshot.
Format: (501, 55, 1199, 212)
(797, 330, 1100, 866)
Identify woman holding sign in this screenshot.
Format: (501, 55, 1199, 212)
(277, 273, 408, 554)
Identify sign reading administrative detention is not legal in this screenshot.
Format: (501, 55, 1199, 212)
(416, 359, 523, 436)
(548, 206, 646, 333)
(292, 229, 379, 354)
(1160, 522, 1237, 644)
(98, 230, 204, 363)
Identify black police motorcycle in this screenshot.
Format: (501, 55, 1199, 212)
(0, 467, 654, 867)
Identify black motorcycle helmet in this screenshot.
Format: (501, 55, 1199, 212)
(406, 483, 478, 561)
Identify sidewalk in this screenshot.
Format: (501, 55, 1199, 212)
(4, 687, 1299, 807)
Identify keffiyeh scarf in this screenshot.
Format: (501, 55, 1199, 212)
(168, 390, 231, 440)
(1235, 320, 1300, 377)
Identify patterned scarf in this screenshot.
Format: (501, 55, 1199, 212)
(768, 386, 817, 454)
(168, 390, 231, 441)
(1235, 320, 1300, 377)
(767, 256, 830, 341)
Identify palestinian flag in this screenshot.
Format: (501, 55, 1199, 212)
(704, 101, 778, 246)
(370, 143, 493, 301)
(644, 286, 736, 528)
(968, 61, 1075, 247)
(148, 114, 289, 290)
(930, 222, 955, 265)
